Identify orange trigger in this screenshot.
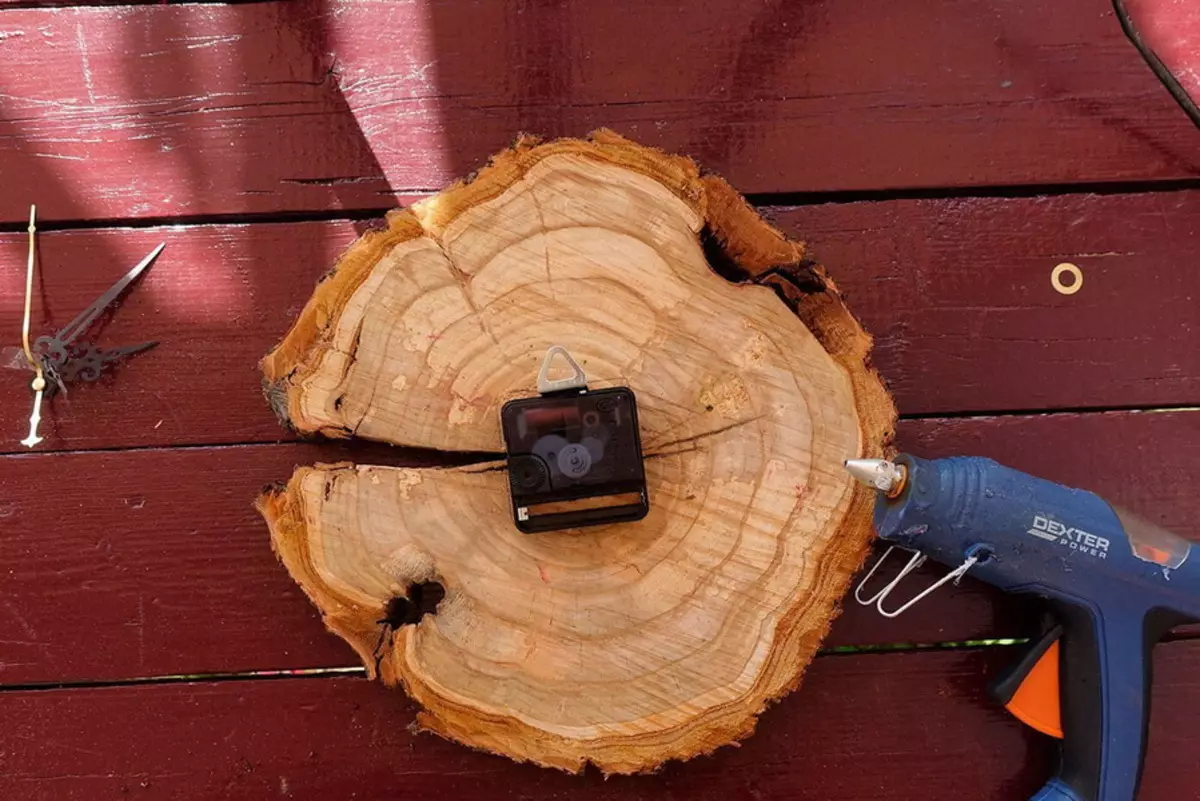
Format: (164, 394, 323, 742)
(1005, 639, 1063, 739)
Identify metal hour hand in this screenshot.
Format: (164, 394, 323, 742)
(61, 341, 159, 384)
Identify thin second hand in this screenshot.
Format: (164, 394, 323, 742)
(20, 204, 46, 448)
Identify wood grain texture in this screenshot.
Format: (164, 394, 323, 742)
(0, 0, 1197, 225)
(6, 641, 1200, 800)
(0, 1, 390, 224)
(257, 132, 894, 772)
(4, 190, 1199, 453)
(0, 0, 1191, 793)
(2, 409, 1195, 686)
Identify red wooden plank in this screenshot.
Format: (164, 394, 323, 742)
(4, 191, 1199, 453)
(1126, 0, 1200, 100)
(0, 442, 405, 685)
(4, 642, 1200, 800)
(0, 0, 1197, 225)
(0, 2, 391, 226)
(0, 221, 357, 453)
(777, 190, 1200, 415)
(1, 409, 1194, 685)
(0, 1, 230, 5)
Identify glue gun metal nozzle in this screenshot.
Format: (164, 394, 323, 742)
(845, 458, 905, 495)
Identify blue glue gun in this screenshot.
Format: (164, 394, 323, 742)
(847, 454, 1200, 801)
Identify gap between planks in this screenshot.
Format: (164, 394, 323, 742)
(0, 640, 1035, 695)
(5, 177, 1200, 234)
(15, 628, 1200, 693)
(901, 402, 1200, 422)
(0, 437, 505, 461)
(2, 405, 1196, 459)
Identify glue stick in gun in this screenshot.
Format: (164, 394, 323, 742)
(846, 454, 1200, 801)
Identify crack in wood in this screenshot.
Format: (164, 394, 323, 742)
(645, 414, 767, 454)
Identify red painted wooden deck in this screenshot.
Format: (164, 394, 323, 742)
(1, 1, 1198, 799)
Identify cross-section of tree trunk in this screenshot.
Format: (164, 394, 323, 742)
(258, 130, 895, 773)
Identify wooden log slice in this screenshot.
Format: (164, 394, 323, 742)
(258, 131, 894, 773)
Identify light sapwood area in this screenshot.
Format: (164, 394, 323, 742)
(257, 131, 894, 772)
